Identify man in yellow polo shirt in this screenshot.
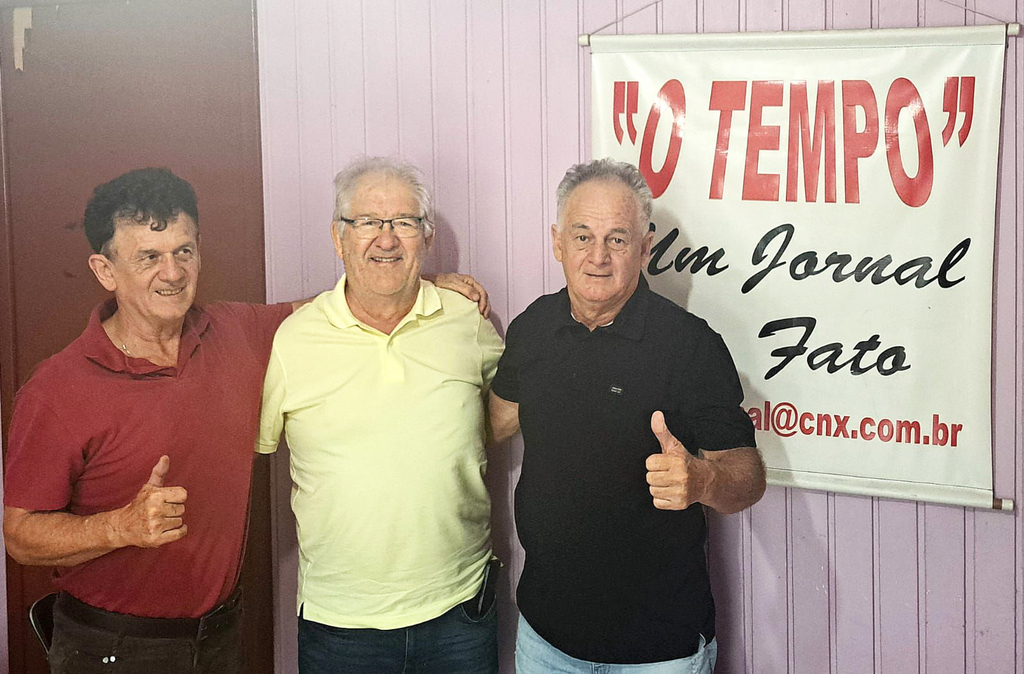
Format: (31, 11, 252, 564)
(258, 157, 503, 674)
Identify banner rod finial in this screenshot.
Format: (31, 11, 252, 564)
(994, 497, 1015, 511)
(578, 34, 591, 47)
(1008, 23, 1021, 37)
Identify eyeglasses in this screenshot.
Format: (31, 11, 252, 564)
(567, 232, 633, 253)
(338, 217, 426, 239)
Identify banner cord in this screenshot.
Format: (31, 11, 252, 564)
(932, 0, 1015, 27)
(587, 0, 661, 39)
(580, 0, 1019, 44)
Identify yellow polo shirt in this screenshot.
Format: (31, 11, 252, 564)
(258, 276, 503, 629)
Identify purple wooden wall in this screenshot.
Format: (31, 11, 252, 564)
(256, 1, 1024, 672)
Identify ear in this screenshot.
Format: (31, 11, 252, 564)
(330, 221, 344, 259)
(639, 227, 654, 265)
(423, 228, 434, 252)
(88, 254, 118, 292)
(551, 223, 564, 263)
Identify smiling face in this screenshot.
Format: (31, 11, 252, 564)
(553, 178, 653, 319)
(88, 212, 201, 328)
(332, 172, 431, 305)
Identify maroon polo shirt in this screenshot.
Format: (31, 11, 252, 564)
(4, 298, 292, 618)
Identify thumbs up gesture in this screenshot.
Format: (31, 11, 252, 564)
(113, 455, 189, 548)
(645, 411, 709, 510)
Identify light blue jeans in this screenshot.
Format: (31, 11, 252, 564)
(515, 614, 717, 674)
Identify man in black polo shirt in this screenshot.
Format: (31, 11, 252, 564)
(488, 158, 766, 673)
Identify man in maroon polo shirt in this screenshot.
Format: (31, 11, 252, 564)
(2, 167, 489, 673)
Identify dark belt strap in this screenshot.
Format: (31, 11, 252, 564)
(56, 587, 241, 640)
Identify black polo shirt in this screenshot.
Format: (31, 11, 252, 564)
(492, 275, 755, 664)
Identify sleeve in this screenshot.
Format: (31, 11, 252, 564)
(678, 328, 756, 452)
(256, 346, 287, 454)
(3, 390, 82, 511)
(477, 314, 505, 391)
(488, 316, 521, 403)
(216, 301, 294, 361)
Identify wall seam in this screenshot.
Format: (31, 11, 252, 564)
(292, 0, 309, 298)
(917, 503, 926, 674)
(872, 499, 882, 673)
(464, 0, 475, 279)
(500, 0, 513, 316)
(786, 489, 795, 674)
(393, 0, 402, 157)
(1011, 4, 1022, 667)
(539, 0, 549, 293)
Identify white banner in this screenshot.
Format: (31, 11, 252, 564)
(591, 26, 1009, 509)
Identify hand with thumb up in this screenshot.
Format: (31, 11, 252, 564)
(112, 455, 189, 549)
(645, 411, 709, 510)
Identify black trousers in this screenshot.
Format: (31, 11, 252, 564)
(48, 591, 244, 674)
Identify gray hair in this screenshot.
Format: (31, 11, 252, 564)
(555, 158, 653, 232)
(332, 157, 435, 235)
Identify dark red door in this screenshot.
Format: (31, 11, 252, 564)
(0, 1, 273, 672)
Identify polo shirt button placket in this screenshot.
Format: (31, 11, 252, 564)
(382, 337, 405, 383)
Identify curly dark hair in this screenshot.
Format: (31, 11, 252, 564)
(83, 168, 199, 255)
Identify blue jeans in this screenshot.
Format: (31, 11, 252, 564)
(297, 601, 497, 674)
(515, 614, 717, 674)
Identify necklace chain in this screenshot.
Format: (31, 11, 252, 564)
(119, 342, 132, 358)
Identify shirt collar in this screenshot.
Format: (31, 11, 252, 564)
(556, 274, 650, 341)
(323, 274, 443, 333)
(83, 298, 210, 376)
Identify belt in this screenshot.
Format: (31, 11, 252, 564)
(56, 587, 242, 640)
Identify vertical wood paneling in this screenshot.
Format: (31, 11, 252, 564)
(362, 0, 401, 155)
(662, 0, 699, 33)
(972, 2, 1020, 672)
(295, 0, 338, 294)
(746, 0, 784, 31)
(1015, 8, 1023, 674)
(505, 0, 548, 316)
(871, 4, 925, 673)
(327, 0, 367, 279)
(922, 506, 967, 673)
(1011, 6, 1019, 671)
(583, 0, 618, 36)
(834, 496, 875, 674)
(877, 0, 919, 27)
(738, 6, 793, 672)
(830, 0, 874, 30)
(917, 8, 971, 674)
(429, 0, 471, 276)
(256, 3, 1024, 673)
(789, 493, 831, 674)
(707, 508, 748, 671)
(824, 5, 878, 674)
(395, 1, 438, 272)
(542, 0, 583, 293)
(790, 0, 827, 30)
(463, 3, 522, 670)
(327, 1, 367, 184)
(703, 0, 742, 32)
(779, 4, 833, 671)
(582, 0, 619, 186)
(876, 501, 920, 672)
(466, 0, 511, 323)
(396, 1, 436, 184)
(259, 0, 303, 300)
(255, 3, 304, 671)
(622, 4, 659, 32)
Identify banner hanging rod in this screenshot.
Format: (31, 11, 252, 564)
(579, 22, 1022, 47)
